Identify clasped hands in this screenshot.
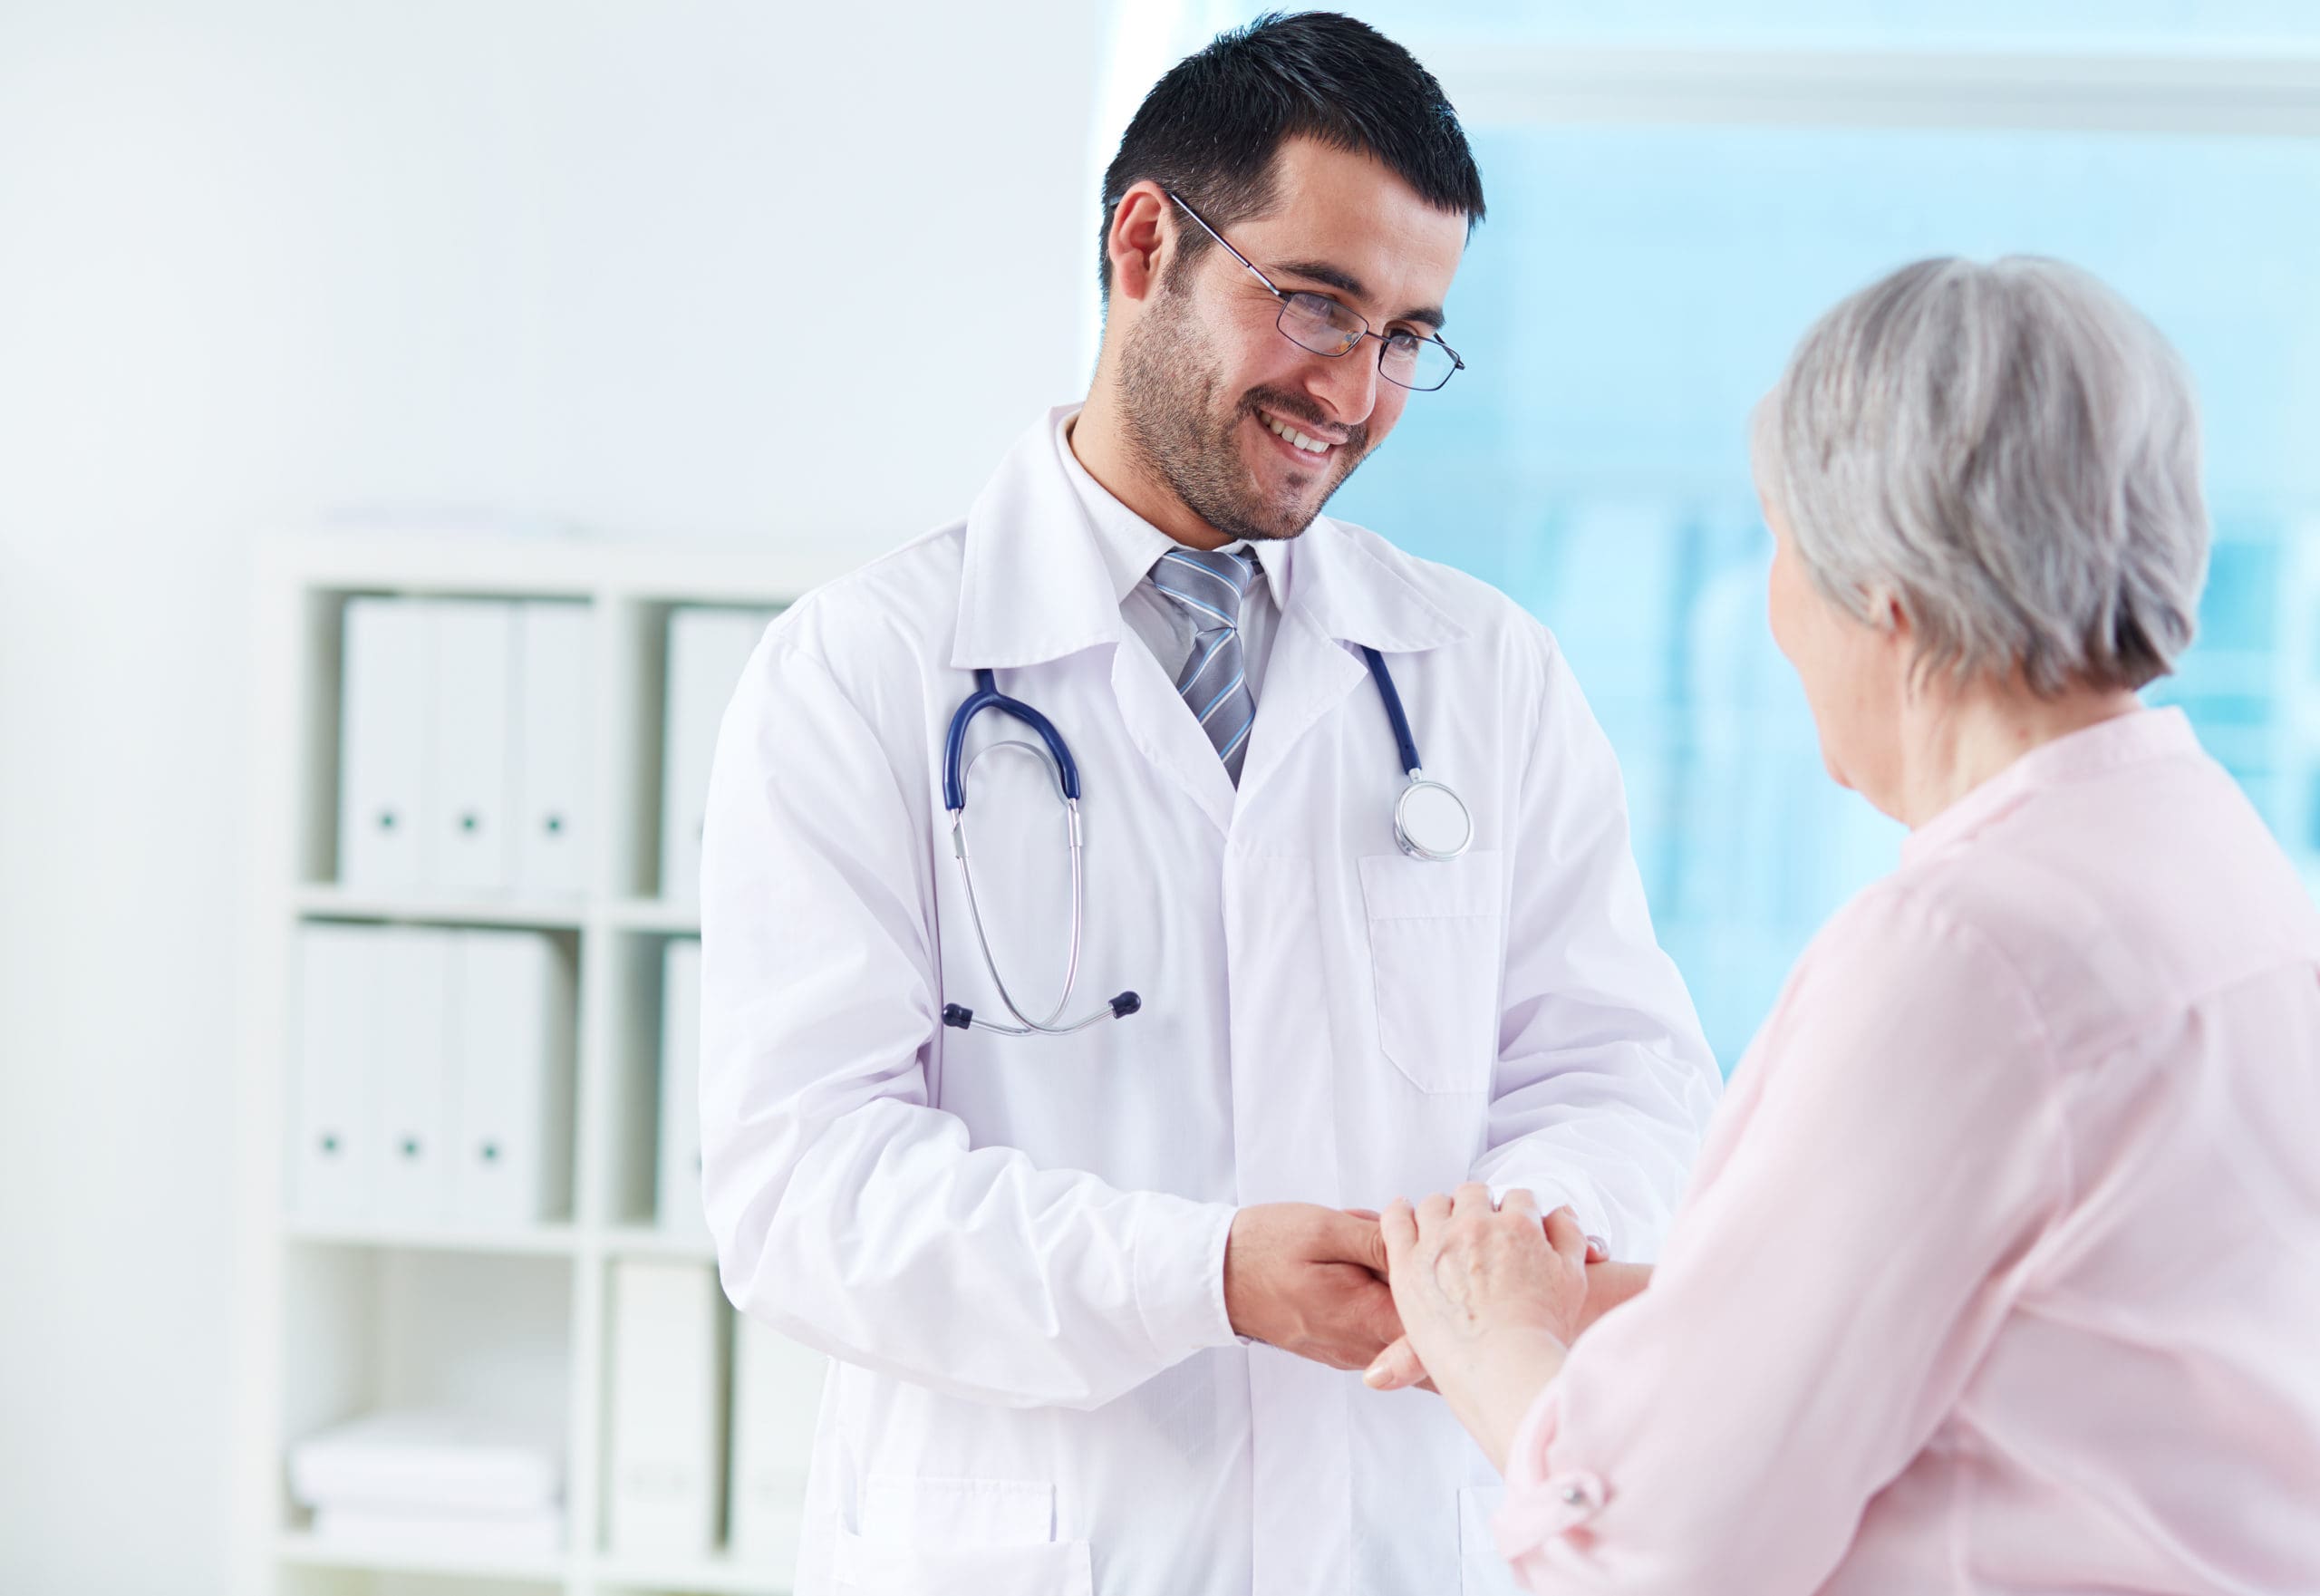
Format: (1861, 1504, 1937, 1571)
(1223, 1187, 1610, 1404)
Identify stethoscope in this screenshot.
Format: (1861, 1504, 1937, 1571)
(938, 645, 1474, 1037)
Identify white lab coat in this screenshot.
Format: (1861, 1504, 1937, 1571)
(699, 407, 1720, 1596)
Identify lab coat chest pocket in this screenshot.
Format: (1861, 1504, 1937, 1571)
(1358, 850, 1505, 1094)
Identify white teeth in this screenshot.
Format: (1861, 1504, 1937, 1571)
(1265, 414, 1330, 453)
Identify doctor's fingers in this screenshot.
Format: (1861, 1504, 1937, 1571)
(1414, 1191, 1455, 1231)
(1378, 1197, 1420, 1270)
(1320, 1208, 1391, 1277)
(1453, 1181, 1496, 1217)
(1542, 1205, 1590, 1269)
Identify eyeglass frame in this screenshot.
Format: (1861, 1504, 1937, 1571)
(1162, 189, 1466, 393)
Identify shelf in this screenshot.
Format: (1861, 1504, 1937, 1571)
(295, 885, 588, 931)
(588, 1551, 788, 1595)
(276, 1528, 567, 1584)
(600, 897, 701, 934)
(283, 1220, 581, 1257)
(600, 1225, 718, 1262)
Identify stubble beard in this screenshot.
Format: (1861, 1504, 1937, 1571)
(1116, 286, 1368, 544)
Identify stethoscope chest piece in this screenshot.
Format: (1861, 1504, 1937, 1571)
(1393, 773, 1474, 862)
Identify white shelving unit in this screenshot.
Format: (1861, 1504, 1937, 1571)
(235, 531, 864, 1596)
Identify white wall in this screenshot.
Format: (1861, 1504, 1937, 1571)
(0, 4, 1105, 1591)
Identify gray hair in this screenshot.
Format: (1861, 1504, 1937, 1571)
(1751, 256, 2209, 695)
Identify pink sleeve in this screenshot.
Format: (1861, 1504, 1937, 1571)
(1492, 885, 2071, 1593)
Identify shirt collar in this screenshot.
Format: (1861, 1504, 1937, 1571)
(1054, 409, 1292, 616)
(951, 403, 1464, 671)
(1900, 704, 2203, 866)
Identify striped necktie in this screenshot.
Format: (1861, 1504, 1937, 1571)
(1149, 545, 1261, 783)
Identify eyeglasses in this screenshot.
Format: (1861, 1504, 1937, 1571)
(1165, 189, 1464, 393)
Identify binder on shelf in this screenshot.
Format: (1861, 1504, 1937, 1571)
(450, 930, 576, 1230)
(339, 598, 435, 892)
(514, 602, 593, 899)
(657, 937, 709, 1243)
(292, 924, 381, 1224)
(429, 601, 518, 896)
(373, 929, 458, 1228)
(727, 1314, 826, 1568)
(660, 609, 768, 904)
(607, 1259, 730, 1558)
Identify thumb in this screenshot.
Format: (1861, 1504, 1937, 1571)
(1363, 1335, 1428, 1392)
(1330, 1209, 1391, 1276)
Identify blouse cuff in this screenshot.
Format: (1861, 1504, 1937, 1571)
(1494, 1385, 1611, 1562)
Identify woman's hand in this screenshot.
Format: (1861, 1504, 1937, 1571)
(1368, 1183, 1590, 1471)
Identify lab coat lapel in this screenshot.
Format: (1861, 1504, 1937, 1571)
(952, 408, 1237, 834)
(1235, 520, 1467, 808)
(950, 408, 1124, 672)
(1112, 639, 1238, 834)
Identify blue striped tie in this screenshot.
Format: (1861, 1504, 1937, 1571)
(1149, 546, 1261, 783)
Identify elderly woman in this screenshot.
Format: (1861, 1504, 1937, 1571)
(1366, 257, 2320, 1592)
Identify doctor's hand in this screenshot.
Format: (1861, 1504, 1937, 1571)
(1223, 1204, 1402, 1372)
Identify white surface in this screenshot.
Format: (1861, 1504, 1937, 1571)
(428, 601, 519, 895)
(656, 937, 708, 1242)
(338, 596, 435, 892)
(515, 602, 594, 898)
(310, 1503, 566, 1562)
(660, 609, 769, 904)
(290, 925, 380, 1224)
(0, 0, 1100, 1585)
(606, 1259, 728, 1559)
(371, 929, 457, 1229)
(450, 930, 576, 1229)
(726, 1315, 826, 1569)
(290, 1405, 564, 1514)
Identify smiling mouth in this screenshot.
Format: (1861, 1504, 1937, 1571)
(1256, 408, 1347, 460)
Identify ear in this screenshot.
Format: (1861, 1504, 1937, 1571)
(1106, 180, 1176, 307)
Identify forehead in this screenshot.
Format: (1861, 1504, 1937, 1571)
(1235, 135, 1467, 307)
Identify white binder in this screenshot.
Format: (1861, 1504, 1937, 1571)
(429, 601, 518, 896)
(660, 609, 769, 904)
(450, 930, 575, 1229)
(727, 1314, 826, 1568)
(292, 924, 381, 1224)
(373, 928, 457, 1227)
(657, 937, 709, 1242)
(513, 603, 593, 899)
(339, 598, 435, 892)
(607, 1260, 729, 1557)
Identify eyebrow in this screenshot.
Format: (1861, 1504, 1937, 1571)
(1270, 257, 1445, 333)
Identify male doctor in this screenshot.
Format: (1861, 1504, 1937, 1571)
(700, 14, 1718, 1596)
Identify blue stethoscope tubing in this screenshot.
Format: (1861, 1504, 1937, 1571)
(939, 650, 1473, 1038)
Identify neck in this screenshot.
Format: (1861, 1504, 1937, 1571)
(1068, 378, 1235, 551)
(1890, 677, 2143, 827)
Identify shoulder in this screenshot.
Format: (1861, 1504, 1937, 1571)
(755, 520, 966, 688)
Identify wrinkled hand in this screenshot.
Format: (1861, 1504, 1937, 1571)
(1365, 1223, 1613, 1394)
(1224, 1203, 1400, 1371)
(1366, 1185, 1590, 1465)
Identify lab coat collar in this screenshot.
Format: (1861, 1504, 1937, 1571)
(952, 405, 1467, 670)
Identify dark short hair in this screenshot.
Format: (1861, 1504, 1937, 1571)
(1097, 11, 1485, 299)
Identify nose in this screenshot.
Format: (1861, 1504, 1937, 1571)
(1302, 338, 1380, 430)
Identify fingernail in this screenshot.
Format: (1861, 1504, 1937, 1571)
(1362, 1355, 1389, 1387)
(1586, 1234, 1608, 1259)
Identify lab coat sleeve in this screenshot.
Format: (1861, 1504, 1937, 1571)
(697, 635, 1239, 1411)
(1474, 629, 1722, 1260)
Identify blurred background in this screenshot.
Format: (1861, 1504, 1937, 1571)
(2, 4, 2315, 1593)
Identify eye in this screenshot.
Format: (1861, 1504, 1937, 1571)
(1385, 329, 1426, 353)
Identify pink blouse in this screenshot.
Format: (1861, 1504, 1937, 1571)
(1499, 708, 2320, 1593)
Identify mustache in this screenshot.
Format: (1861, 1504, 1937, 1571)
(1242, 390, 1365, 453)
